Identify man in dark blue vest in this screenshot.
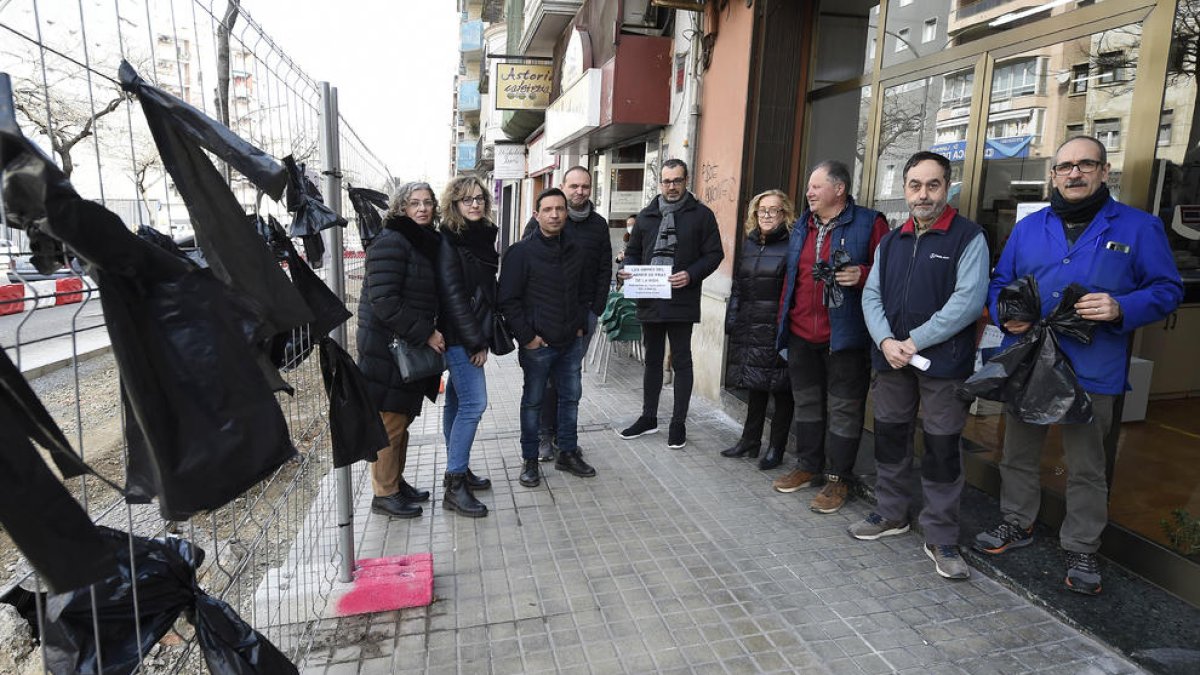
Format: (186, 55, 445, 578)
(849, 151, 990, 581)
(773, 160, 889, 515)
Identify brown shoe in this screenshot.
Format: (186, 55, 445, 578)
(773, 469, 818, 493)
(810, 475, 849, 513)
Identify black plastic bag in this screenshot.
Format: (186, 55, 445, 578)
(0, 73, 71, 274)
(42, 527, 296, 675)
(348, 186, 388, 247)
(252, 214, 289, 262)
(301, 232, 326, 269)
(958, 276, 1096, 425)
(267, 221, 352, 370)
(0, 353, 117, 594)
(812, 248, 853, 309)
(319, 338, 386, 468)
(283, 155, 346, 238)
(119, 61, 313, 340)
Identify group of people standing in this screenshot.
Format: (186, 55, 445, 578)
(716, 138, 1181, 594)
(356, 135, 1181, 597)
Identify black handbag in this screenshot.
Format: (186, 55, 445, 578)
(389, 337, 445, 383)
(490, 312, 516, 356)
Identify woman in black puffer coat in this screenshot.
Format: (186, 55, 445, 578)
(357, 182, 444, 519)
(723, 190, 796, 468)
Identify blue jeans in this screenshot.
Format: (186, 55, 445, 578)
(538, 312, 598, 435)
(519, 337, 584, 460)
(443, 345, 488, 474)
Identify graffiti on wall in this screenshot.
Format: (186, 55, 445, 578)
(700, 161, 736, 206)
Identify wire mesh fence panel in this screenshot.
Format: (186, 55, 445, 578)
(0, 0, 391, 671)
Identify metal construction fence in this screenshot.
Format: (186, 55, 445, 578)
(0, 1, 390, 671)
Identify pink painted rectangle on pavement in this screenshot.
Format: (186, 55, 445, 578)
(334, 553, 433, 617)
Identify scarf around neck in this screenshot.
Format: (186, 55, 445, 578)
(451, 219, 500, 268)
(651, 192, 691, 266)
(568, 200, 593, 222)
(1050, 184, 1110, 227)
(385, 214, 440, 262)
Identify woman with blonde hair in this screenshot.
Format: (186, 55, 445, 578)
(434, 176, 499, 516)
(357, 181, 443, 518)
(722, 189, 797, 467)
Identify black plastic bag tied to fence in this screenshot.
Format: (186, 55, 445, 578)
(957, 275, 1096, 425)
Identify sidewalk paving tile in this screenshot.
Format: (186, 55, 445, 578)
(298, 347, 1145, 674)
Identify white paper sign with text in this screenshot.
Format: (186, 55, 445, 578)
(622, 265, 672, 299)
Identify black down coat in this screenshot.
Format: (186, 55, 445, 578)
(437, 221, 500, 354)
(624, 192, 724, 323)
(725, 226, 791, 392)
(356, 216, 442, 416)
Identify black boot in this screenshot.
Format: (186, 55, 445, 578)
(720, 439, 761, 458)
(443, 473, 488, 517)
(371, 493, 421, 518)
(555, 450, 597, 477)
(519, 459, 541, 487)
(466, 469, 491, 490)
(758, 446, 785, 470)
(397, 478, 430, 503)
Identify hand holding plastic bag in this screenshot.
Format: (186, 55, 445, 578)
(812, 248, 853, 309)
(958, 276, 1096, 425)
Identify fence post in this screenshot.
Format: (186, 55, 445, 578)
(319, 81, 355, 584)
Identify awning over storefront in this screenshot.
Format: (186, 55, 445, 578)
(929, 135, 1035, 161)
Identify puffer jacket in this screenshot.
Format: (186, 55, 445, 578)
(725, 226, 791, 391)
(355, 216, 441, 416)
(497, 228, 588, 348)
(523, 203, 612, 316)
(437, 221, 500, 354)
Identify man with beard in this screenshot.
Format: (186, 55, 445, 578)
(522, 166, 613, 462)
(851, 151, 989, 582)
(616, 159, 724, 449)
(972, 136, 1181, 595)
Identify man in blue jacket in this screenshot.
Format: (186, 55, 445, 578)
(973, 136, 1183, 595)
(851, 151, 990, 581)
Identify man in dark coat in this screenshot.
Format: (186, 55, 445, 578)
(851, 151, 989, 583)
(500, 188, 597, 488)
(522, 166, 612, 461)
(616, 159, 724, 449)
(773, 160, 889, 514)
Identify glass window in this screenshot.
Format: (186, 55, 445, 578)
(1158, 110, 1173, 147)
(941, 69, 974, 107)
(1095, 50, 1129, 84)
(1065, 122, 1084, 137)
(883, 0, 951, 67)
(1071, 64, 1090, 94)
(812, 0, 879, 87)
(923, 18, 938, 43)
(1094, 118, 1121, 150)
(805, 86, 873, 198)
(896, 27, 911, 53)
(877, 75, 962, 224)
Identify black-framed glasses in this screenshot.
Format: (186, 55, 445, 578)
(459, 195, 486, 205)
(406, 199, 435, 209)
(756, 207, 784, 218)
(1051, 159, 1103, 176)
(660, 178, 686, 187)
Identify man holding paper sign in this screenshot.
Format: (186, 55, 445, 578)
(853, 151, 990, 582)
(616, 159, 724, 449)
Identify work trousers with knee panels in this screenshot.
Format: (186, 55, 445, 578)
(372, 411, 413, 497)
(872, 368, 969, 545)
(999, 394, 1115, 553)
(787, 334, 870, 479)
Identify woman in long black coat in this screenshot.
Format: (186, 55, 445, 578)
(723, 190, 796, 469)
(357, 181, 444, 518)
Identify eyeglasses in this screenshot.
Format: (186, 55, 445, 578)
(406, 199, 435, 209)
(756, 207, 784, 218)
(1051, 159, 1103, 176)
(660, 178, 686, 187)
(458, 195, 487, 205)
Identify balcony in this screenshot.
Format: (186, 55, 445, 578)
(458, 79, 481, 115)
(460, 19, 484, 54)
(456, 140, 478, 172)
(519, 0, 581, 56)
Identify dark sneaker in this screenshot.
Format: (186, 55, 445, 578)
(537, 436, 556, 462)
(773, 469, 818, 493)
(972, 521, 1034, 555)
(519, 459, 541, 487)
(1064, 551, 1102, 596)
(555, 451, 597, 477)
(618, 416, 659, 439)
(809, 476, 849, 514)
(848, 512, 910, 541)
(925, 544, 970, 580)
(371, 494, 421, 519)
(667, 422, 686, 449)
